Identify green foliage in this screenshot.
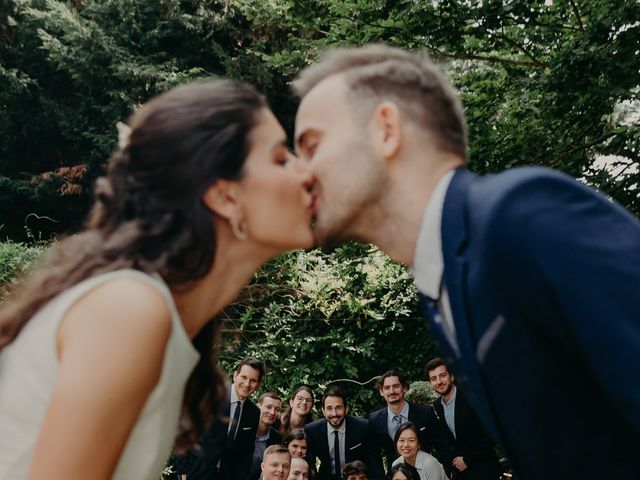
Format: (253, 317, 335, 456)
(1, 0, 638, 243)
(220, 243, 438, 414)
(0, 240, 47, 300)
(406, 380, 439, 407)
(236, 0, 640, 215)
(0, 0, 249, 240)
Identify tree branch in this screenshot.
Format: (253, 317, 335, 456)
(564, 132, 619, 155)
(493, 31, 548, 67)
(504, 14, 583, 33)
(429, 45, 548, 68)
(568, 0, 585, 32)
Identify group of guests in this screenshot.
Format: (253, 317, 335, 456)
(173, 357, 505, 480)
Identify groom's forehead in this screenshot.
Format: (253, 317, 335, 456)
(295, 76, 349, 141)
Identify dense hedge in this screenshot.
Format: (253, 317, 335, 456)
(0, 240, 438, 414)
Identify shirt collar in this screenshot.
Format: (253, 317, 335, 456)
(230, 384, 243, 405)
(442, 385, 457, 407)
(326, 419, 347, 435)
(412, 169, 456, 299)
(387, 400, 409, 420)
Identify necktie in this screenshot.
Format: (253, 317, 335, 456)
(228, 400, 242, 440)
(333, 430, 341, 479)
(392, 414, 403, 429)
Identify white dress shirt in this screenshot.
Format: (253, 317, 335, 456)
(412, 169, 459, 356)
(228, 385, 245, 434)
(326, 420, 347, 475)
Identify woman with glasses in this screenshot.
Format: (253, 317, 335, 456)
(278, 386, 315, 437)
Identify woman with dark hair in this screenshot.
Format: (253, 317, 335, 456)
(279, 385, 315, 436)
(393, 422, 447, 480)
(283, 428, 309, 458)
(389, 463, 421, 480)
(0, 79, 314, 479)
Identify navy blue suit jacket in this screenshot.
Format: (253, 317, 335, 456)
(305, 416, 385, 480)
(248, 427, 283, 480)
(432, 388, 501, 480)
(174, 385, 259, 480)
(419, 167, 640, 480)
(368, 401, 445, 471)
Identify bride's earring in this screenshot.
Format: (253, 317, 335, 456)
(230, 216, 248, 241)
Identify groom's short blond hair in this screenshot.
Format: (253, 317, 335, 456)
(293, 44, 468, 162)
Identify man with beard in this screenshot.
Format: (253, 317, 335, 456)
(368, 370, 445, 470)
(427, 358, 501, 480)
(250, 393, 284, 480)
(305, 387, 384, 480)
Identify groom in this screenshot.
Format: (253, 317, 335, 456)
(293, 44, 640, 480)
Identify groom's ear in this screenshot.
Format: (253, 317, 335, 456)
(371, 101, 402, 160)
(202, 180, 242, 220)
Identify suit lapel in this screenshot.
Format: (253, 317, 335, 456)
(223, 384, 232, 418)
(454, 390, 467, 441)
(441, 169, 498, 436)
(373, 409, 388, 439)
(344, 416, 352, 461)
(441, 168, 475, 361)
(318, 420, 331, 467)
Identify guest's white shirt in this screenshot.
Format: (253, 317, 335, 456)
(229, 384, 245, 433)
(326, 420, 346, 475)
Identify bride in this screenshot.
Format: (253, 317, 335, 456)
(0, 78, 315, 479)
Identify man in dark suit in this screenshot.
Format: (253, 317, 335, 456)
(368, 370, 445, 470)
(305, 387, 384, 480)
(293, 44, 640, 480)
(175, 357, 263, 480)
(427, 358, 501, 480)
(250, 392, 284, 480)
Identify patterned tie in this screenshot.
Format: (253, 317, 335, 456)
(392, 414, 403, 437)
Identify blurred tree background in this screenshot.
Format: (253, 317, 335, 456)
(1, 0, 639, 412)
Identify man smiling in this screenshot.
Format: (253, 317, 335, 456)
(175, 357, 264, 480)
(250, 393, 284, 480)
(369, 370, 444, 471)
(305, 387, 384, 480)
(427, 358, 501, 480)
(261, 445, 291, 480)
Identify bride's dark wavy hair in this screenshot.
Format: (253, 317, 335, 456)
(0, 78, 267, 450)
